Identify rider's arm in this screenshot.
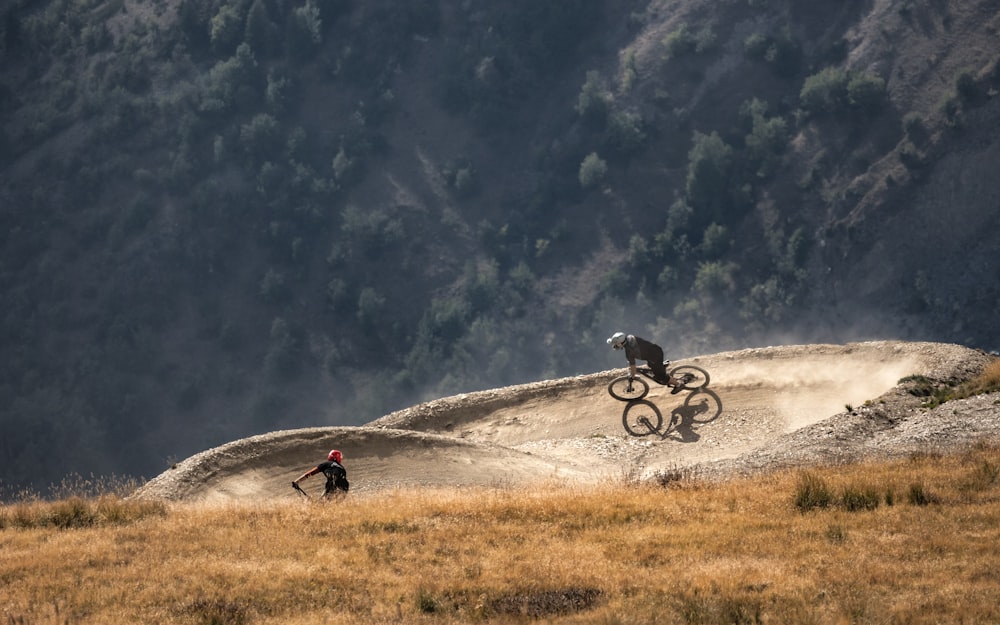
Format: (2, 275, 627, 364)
(624, 342, 638, 377)
(293, 466, 321, 484)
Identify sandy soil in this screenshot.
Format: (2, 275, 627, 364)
(133, 341, 1000, 502)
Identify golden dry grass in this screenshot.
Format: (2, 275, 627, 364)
(3, 442, 1000, 624)
(964, 357, 1000, 396)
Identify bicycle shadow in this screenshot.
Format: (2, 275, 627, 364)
(621, 389, 723, 440)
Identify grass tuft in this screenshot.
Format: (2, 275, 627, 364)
(840, 483, 881, 511)
(794, 471, 832, 512)
(907, 482, 940, 506)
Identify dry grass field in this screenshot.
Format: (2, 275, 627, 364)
(4, 440, 1000, 625)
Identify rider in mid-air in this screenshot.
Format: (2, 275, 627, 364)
(607, 331, 683, 394)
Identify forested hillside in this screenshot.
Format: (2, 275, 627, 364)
(2, 0, 998, 492)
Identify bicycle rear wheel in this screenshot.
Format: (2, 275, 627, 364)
(669, 365, 710, 391)
(608, 375, 649, 401)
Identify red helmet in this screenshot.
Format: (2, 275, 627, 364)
(328, 449, 343, 463)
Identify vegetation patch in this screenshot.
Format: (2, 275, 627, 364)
(488, 586, 603, 617)
(900, 358, 1000, 408)
(4, 444, 1000, 623)
(185, 597, 250, 625)
(0, 495, 166, 529)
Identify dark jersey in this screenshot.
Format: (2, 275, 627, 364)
(624, 335, 660, 366)
(624, 335, 668, 381)
(318, 460, 349, 494)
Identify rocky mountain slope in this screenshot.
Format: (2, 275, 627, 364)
(2, 0, 999, 492)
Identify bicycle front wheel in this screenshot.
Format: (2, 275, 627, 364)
(622, 401, 663, 436)
(608, 375, 649, 401)
(670, 365, 710, 391)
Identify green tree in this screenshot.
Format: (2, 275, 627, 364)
(200, 43, 259, 114)
(288, 0, 322, 60)
(264, 317, 301, 379)
(245, 0, 278, 57)
(604, 109, 646, 156)
(240, 113, 281, 162)
(662, 23, 695, 59)
(799, 66, 849, 115)
(576, 70, 611, 127)
(685, 131, 732, 220)
(846, 72, 886, 116)
(743, 101, 788, 178)
(578, 152, 608, 189)
(694, 261, 738, 295)
(356, 287, 386, 328)
(210, 2, 246, 54)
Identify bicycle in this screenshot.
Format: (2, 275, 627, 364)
(607, 361, 710, 401)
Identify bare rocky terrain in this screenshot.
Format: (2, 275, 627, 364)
(133, 340, 1000, 502)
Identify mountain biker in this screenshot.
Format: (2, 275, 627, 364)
(607, 331, 683, 394)
(293, 449, 350, 498)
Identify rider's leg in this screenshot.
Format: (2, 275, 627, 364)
(649, 359, 668, 384)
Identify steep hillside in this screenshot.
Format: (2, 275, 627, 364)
(1, 0, 998, 492)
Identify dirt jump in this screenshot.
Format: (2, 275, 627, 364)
(133, 341, 999, 502)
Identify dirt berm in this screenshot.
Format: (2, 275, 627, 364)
(133, 341, 999, 502)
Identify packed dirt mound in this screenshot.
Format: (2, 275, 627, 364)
(133, 341, 998, 502)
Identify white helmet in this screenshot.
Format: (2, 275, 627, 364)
(607, 332, 627, 349)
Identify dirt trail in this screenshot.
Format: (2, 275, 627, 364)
(133, 341, 997, 502)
